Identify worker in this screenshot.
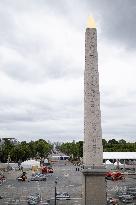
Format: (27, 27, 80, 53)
(21, 172, 27, 181)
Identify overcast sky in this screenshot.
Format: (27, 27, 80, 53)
(0, 0, 136, 142)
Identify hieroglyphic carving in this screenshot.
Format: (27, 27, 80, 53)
(83, 28, 103, 166)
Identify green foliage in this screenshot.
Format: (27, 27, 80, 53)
(60, 141, 83, 160)
(0, 139, 53, 163)
(59, 139, 136, 159)
(103, 139, 136, 152)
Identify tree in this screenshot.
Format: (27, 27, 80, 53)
(0, 138, 52, 162)
(102, 139, 107, 147)
(119, 139, 126, 144)
(108, 139, 118, 145)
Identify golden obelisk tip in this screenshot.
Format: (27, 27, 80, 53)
(87, 16, 96, 28)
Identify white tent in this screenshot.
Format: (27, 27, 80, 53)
(105, 160, 113, 164)
(103, 152, 136, 160)
(44, 158, 48, 163)
(114, 161, 124, 168)
(114, 161, 123, 166)
(21, 160, 40, 169)
(105, 160, 114, 170)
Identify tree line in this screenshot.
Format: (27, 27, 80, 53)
(59, 139, 136, 160)
(1, 138, 135, 163)
(0, 139, 53, 163)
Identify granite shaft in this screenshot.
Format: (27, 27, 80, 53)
(83, 28, 103, 166)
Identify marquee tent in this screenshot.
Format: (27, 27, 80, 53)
(21, 160, 40, 169)
(114, 161, 123, 166)
(103, 152, 136, 160)
(105, 160, 113, 164)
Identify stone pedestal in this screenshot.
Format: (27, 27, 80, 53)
(82, 168, 107, 205)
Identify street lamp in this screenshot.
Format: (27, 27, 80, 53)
(55, 180, 57, 205)
(55, 178, 58, 205)
(7, 153, 11, 171)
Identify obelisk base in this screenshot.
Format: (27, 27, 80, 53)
(82, 168, 107, 205)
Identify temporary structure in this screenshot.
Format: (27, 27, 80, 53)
(114, 161, 124, 169)
(105, 160, 112, 164)
(105, 160, 114, 170)
(103, 152, 136, 160)
(114, 161, 123, 166)
(21, 160, 40, 169)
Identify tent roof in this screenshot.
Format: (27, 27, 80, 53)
(21, 160, 40, 165)
(103, 152, 136, 160)
(114, 161, 123, 165)
(105, 160, 113, 164)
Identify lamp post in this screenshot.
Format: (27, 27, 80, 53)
(7, 153, 11, 171)
(7, 153, 11, 165)
(54, 179, 57, 205)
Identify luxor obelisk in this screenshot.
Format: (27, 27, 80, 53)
(82, 17, 107, 205)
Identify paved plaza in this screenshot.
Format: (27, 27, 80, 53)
(0, 161, 82, 205)
(0, 161, 136, 204)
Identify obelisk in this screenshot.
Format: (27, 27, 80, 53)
(82, 17, 107, 205)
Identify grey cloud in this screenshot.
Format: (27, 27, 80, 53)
(0, 92, 83, 134)
(0, 0, 136, 141)
(42, 0, 136, 49)
(103, 124, 136, 141)
(0, 0, 83, 83)
(45, 0, 136, 49)
(85, 0, 136, 49)
(1, 0, 136, 50)
(102, 99, 135, 108)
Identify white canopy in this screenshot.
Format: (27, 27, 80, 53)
(21, 160, 40, 169)
(114, 161, 123, 165)
(103, 152, 136, 160)
(105, 160, 113, 164)
(44, 158, 48, 163)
